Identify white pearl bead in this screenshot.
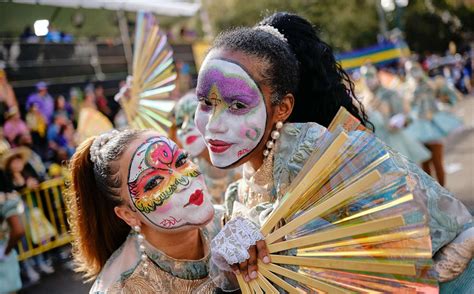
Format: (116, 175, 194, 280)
(141, 254, 148, 261)
(266, 141, 274, 149)
(263, 150, 270, 157)
(134, 226, 141, 232)
(139, 244, 146, 252)
(137, 234, 144, 241)
(276, 121, 283, 129)
(271, 130, 280, 140)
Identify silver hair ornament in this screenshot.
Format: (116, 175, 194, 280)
(255, 25, 287, 43)
(89, 130, 120, 164)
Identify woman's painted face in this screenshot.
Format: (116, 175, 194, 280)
(195, 58, 267, 168)
(175, 93, 207, 157)
(127, 136, 214, 230)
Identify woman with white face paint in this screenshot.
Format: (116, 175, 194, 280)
(173, 91, 241, 204)
(196, 12, 473, 292)
(67, 129, 222, 293)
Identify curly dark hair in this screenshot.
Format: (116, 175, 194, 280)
(212, 12, 372, 129)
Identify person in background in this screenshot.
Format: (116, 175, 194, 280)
(69, 87, 83, 124)
(1, 148, 55, 284)
(26, 82, 54, 124)
(0, 69, 18, 125)
(3, 106, 29, 146)
(0, 169, 25, 293)
(26, 102, 47, 145)
(360, 64, 431, 165)
(54, 95, 74, 121)
(46, 113, 69, 163)
(54, 122, 76, 160)
(95, 84, 112, 119)
(45, 25, 61, 43)
(0, 127, 11, 157)
(20, 26, 38, 43)
(13, 133, 47, 180)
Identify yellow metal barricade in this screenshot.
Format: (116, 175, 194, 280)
(16, 177, 72, 261)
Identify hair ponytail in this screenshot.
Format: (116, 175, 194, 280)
(211, 12, 372, 129)
(259, 12, 372, 129)
(67, 129, 144, 279)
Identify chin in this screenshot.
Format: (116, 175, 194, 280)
(162, 205, 215, 233)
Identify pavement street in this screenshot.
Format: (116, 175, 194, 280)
(19, 97, 474, 293)
(444, 95, 474, 213)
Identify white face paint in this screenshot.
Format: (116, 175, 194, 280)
(194, 59, 267, 168)
(175, 92, 207, 157)
(127, 136, 214, 230)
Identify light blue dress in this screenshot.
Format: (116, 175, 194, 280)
(406, 80, 463, 143)
(369, 87, 431, 164)
(0, 192, 23, 293)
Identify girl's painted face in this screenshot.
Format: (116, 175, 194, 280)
(127, 136, 214, 230)
(175, 93, 207, 157)
(195, 58, 267, 168)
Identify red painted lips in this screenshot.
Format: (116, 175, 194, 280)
(208, 139, 232, 153)
(184, 189, 204, 207)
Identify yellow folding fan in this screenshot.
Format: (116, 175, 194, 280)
(237, 108, 437, 293)
(119, 11, 177, 133)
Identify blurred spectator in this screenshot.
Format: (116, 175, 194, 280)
(26, 82, 54, 124)
(2, 147, 40, 190)
(0, 69, 18, 125)
(46, 114, 68, 162)
(0, 170, 25, 293)
(1, 148, 55, 283)
(19, 26, 38, 43)
(60, 31, 74, 43)
(54, 122, 76, 160)
(12, 133, 47, 180)
(0, 127, 10, 157)
(94, 84, 112, 118)
(3, 107, 29, 146)
(26, 102, 47, 140)
(69, 87, 83, 124)
(54, 95, 73, 121)
(45, 25, 61, 43)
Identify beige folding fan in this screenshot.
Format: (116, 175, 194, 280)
(119, 11, 177, 133)
(236, 108, 436, 293)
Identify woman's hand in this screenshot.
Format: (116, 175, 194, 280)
(230, 240, 271, 282)
(26, 177, 39, 189)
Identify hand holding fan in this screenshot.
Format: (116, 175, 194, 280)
(118, 11, 177, 133)
(212, 108, 437, 293)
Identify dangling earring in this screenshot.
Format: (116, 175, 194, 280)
(134, 225, 149, 277)
(263, 121, 283, 157)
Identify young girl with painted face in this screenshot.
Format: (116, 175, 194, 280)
(174, 91, 241, 204)
(67, 129, 221, 293)
(195, 12, 473, 292)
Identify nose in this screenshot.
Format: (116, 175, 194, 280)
(207, 110, 228, 134)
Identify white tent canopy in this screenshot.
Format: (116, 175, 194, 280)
(11, 0, 201, 17)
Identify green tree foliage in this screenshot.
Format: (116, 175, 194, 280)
(204, 0, 473, 53)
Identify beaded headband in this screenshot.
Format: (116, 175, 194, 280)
(90, 130, 120, 164)
(255, 25, 288, 43)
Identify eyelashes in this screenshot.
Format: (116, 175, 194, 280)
(175, 152, 189, 168)
(197, 96, 251, 115)
(143, 175, 164, 192)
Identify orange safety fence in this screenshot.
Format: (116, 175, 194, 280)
(16, 177, 72, 261)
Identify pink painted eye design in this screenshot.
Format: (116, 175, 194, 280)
(146, 141, 174, 168)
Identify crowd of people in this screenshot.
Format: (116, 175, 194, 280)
(0, 67, 125, 290)
(355, 58, 468, 187)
